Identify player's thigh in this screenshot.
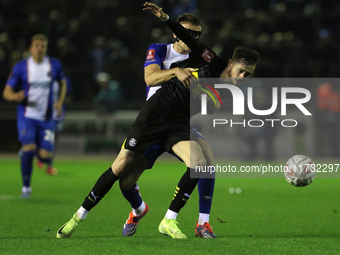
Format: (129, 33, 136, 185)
(111, 148, 144, 177)
(191, 126, 214, 166)
(17, 117, 37, 150)
(172, 140, 206, 168)
(37, 120, 55, 153)
(197, 137, 214, 166)
(143, 142, 167, 169)
(119, 157, 149, 190)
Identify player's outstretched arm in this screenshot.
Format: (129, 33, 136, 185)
(2, 85, 25, 102)
(143, 2, 198, 51)
(143, 2, 169, 21)
(145, 64, 196, 88)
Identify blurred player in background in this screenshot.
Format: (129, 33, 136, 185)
(120, 13, 218, 238)
(92, 72, 124, 114)
(2, 34, 66, 198)
(37, 77, 73, 173)
(316, 82, 340, 157)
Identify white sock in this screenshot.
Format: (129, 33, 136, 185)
(77, 206, 88, 220)
(198, 213, 209, 225)
(22, 186, 32, 193)
(165, 209, 178, 220)
(132, 201, 146, 216)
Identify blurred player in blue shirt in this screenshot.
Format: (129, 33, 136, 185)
(2, 34, 66, 198)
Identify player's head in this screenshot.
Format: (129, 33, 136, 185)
(221, 46, 260, 85)
(96, 72, 111, 89)
(174, 13, 202, 54)
(30, 34, 48, 62)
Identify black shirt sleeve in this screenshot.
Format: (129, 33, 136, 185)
(164, 18, 200, 51)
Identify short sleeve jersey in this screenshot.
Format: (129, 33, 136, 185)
(144, 43, 189, 100)
(6, 56, 64, 121)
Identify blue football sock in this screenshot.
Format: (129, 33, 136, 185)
(198, 172, 215, 214)
(21, 151, 35, 187)
(121, 183, 143, 209)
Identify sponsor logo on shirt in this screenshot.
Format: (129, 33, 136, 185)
(30, 82, 50, 89)
(146, 49, 155, 60)
(202, 49, 214, 62)
(129, 138, 137, 147)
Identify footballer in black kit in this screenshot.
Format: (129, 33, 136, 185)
(56, 3, 260, 240)
(124, 17, 228, 153)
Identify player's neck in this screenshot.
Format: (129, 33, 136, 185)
(173, 42, 189, 55)
(32, 56, 45, 63)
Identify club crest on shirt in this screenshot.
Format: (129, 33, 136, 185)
(202, 49, 214, 62)
(146, 49, 155, 60)
(129, 138, 137, 147)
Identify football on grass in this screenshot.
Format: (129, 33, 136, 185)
(284, 155, 316, 187)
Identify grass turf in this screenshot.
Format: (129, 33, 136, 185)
(0, 157, 339, 255)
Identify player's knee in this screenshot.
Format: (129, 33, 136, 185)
(119, 177, 136, 190)
(38, 149, 53, 159)
(22, 144, 36, 152)
(205, 153, 214, 166)
(191, 157, 207, 168)
(111, 152, 136, 177)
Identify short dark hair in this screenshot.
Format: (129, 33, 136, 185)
(177, 13, 201, 27)
(232, 46, 260, 65)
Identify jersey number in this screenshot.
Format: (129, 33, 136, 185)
(44, 130, 55, 144)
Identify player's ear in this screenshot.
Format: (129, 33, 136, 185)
(173, 33, 177, 39)
(228, 58, 233, 65)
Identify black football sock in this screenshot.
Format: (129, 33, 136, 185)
(168, 167, 200, 213)
(82, 167, 119, 211)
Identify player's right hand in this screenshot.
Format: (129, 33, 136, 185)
(175, 68, 196, 89)
(14, 90, 25, 102)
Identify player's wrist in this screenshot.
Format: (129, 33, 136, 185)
(173, 67, 181, 77)
(161, 14, 169, 21)
(13, 94, 20, 101)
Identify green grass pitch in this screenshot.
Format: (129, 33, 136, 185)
(0, 156, 339, 255)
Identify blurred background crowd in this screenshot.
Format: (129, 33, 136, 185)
(1, 0, 339, 108)
(0, 0, 339, 157)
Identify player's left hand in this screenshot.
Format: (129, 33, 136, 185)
(54, 102, 62, 117)
(175, 67, 197, 89)
(143, 2, 168, 21)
